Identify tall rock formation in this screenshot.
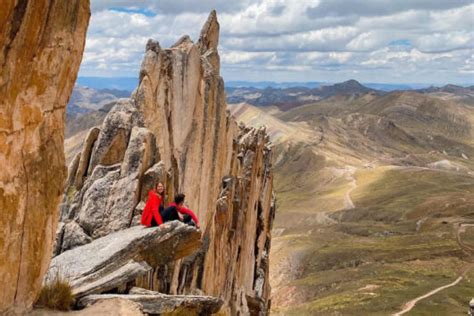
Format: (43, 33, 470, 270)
(59, 11, 275, 314)
(0, 1, 90, 313)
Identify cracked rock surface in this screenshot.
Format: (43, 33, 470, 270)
(0, 1, 90, 313)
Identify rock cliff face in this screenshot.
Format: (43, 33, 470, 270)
(0, 1, 90, 314)
(59, 11, 275, 314)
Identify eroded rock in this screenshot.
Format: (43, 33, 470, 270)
(0, 1, 90, 313)
(60, 221, 92, 253)
(45, 222, 201, 299)
(87, 99, 143, 174)
(78, 287, 223, 315)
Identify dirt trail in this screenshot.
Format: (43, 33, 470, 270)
(343, 168, 357, 210)
(392, 274, 466, 316)
(393, 223, 474, 315)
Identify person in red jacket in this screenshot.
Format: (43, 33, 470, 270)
(161, 193, 200, 228)
(141, 182, 165, 227)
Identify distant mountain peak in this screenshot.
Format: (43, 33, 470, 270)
(333, 79, 367, 89)
(444, 84, 461, 88)
(341, 79, 363, 86)
(318, 79, 374, 96)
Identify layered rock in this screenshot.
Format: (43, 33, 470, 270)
(0, 1, 90, 313)
(78, 287, 223, 315)
(58, 99, 164, 244)
(58, 11, 275, 314)
(46, 222, 201, 298)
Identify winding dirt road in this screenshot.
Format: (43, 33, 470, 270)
(392, 274, 466, 316)
(392, 223, 474, 315)
(343, 168, 357, 210)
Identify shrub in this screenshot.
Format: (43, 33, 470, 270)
(35, 272, 75, 311)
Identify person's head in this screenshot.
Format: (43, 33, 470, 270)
(155, 182, 164, 195)
(174, 193, 185, 206)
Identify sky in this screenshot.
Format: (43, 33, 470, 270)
(78, 0, 474, 84)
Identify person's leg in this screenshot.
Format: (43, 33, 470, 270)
(182, 214, 196, 226)
(161, 206, 180, 223)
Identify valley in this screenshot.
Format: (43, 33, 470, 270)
(64, 80, 474, 315)
(229, 84, 474, 315)
(3, 2, 472, 314)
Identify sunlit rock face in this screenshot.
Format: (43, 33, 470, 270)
(59, 11, 275, 314)
(0, 1, 90, 314)
(133, 11, 275, 314)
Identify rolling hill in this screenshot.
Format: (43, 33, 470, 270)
(417, 84, 474, 106)
(231, 90, 474, 315)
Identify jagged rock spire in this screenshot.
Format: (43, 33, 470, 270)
(198, 10, 220, 53)
(57, 10, 275, 315)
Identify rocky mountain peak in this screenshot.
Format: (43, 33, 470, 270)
(198, 10, 219, 52)
(55, 11, 275, 315)
(332, 79, 370, 92)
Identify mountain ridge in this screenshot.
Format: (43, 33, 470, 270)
(230, 89, 474, 315)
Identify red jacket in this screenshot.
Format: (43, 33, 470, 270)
(169, 202, 200, 226)
(141, 190, 163, 227)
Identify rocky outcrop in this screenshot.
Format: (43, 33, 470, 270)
(30, 298, 145, 316)
(46, 222, 201, 298)
(78, 287, 223, 315)
(0, 1, 90, 313)
(58, 11, 275, 314)
(59, 99, 162, 237)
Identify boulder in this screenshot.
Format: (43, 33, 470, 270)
(57, 103, 161, 250)
(74, 127, 101, 189)
(0, 1, 90, 313)
(78, 287, 223, 315)
(76, 165, 121, 237)
(72, 260, 151, 298)
(97, 127, 156, 235)
(60, 221, 92, 253)
(87, 99, 143, 174)
(45, 222, 201, 298)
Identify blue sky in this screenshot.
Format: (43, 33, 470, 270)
(79, 0, 474, 84)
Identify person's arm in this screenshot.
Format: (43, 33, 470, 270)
(178, 207, 200, 227)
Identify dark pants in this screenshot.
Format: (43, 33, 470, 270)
(161, 206, 196, 226)
(150, 204, 165, 227)
(150, 217, 159, 227)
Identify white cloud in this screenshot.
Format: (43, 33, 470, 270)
(416, 31, 474, 52)
(79, 0, 474, 84)
(346, 32, 380, 51)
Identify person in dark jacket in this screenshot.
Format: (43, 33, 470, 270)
(161, 193, 200, 228)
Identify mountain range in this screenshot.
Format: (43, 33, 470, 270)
(77, 76, 473, 92)
(65, 79, 474, 314)
(230, 87, 474, 315)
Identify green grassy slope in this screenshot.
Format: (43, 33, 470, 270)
(231, 91, 474, 315)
